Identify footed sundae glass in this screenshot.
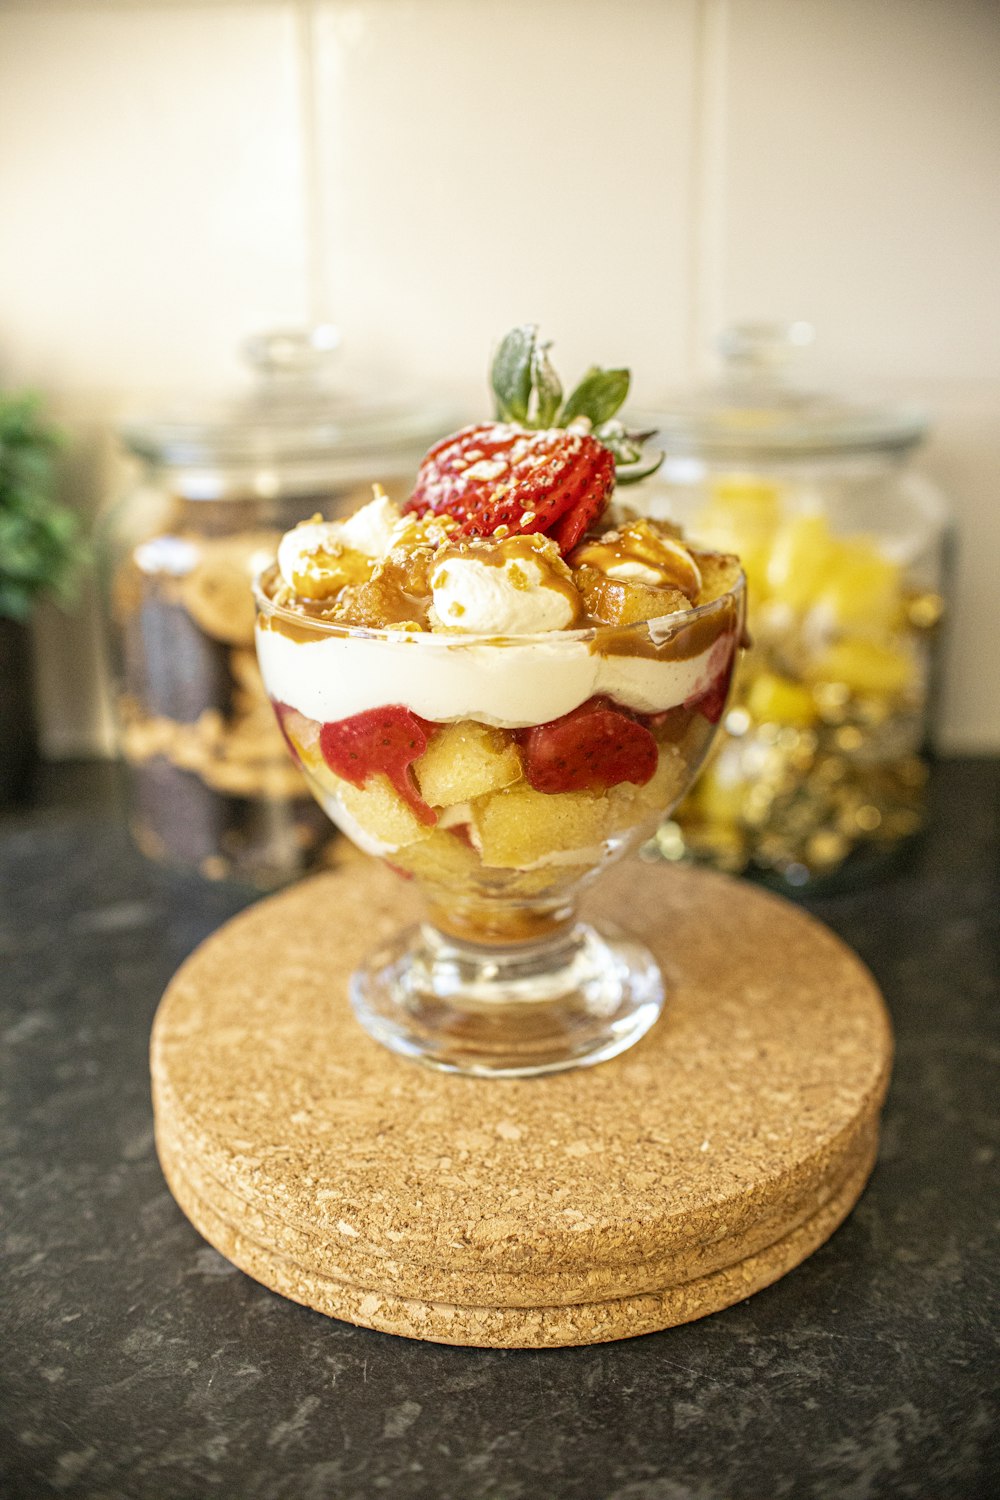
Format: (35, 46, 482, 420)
(253, 566, 746, 1076)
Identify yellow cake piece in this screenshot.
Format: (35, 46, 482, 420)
(332, 773, 433, 848)
(694, 551, 745, 607)
(391, 828, 480, 884)
(607, 746, 688, 832)
(414, 721, 522, 807)
(472, 783, 613, 868)
(574, 568, 691, 626)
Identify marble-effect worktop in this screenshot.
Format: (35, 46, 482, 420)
(1, 759, 997, 1500)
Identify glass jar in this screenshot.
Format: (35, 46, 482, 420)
(98, 327, 453, 886)
(635, 322, 949, 889)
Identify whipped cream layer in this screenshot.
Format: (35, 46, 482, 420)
(430, 550, 576, 634)
(256, 618, 731, 730)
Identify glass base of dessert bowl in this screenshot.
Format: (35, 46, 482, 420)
(350, 917, 665, 1077)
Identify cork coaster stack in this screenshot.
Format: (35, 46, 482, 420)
(151, 862, 892, 1348)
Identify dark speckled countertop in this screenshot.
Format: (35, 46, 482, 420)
(1, 759, 997, 1500)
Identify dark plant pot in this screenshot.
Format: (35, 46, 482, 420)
(0, 616, 39, 805)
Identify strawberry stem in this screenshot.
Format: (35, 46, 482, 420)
(489, 325, 664, 482)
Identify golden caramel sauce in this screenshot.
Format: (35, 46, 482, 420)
(259, 539, 745, 658)
(290, 547, 373, 600)
(258, 610, 335, 644)
(572, 520, 702, 600)
(426, 895, 576, 946)
(592, 594, 740, 662)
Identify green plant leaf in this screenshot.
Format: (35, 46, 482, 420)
(491, 324, 537, 422)
(0, 390, 82, 620)
(529, 341, 562, 428)
(559, 366, 630, 427)
(0, 579, 32, 621)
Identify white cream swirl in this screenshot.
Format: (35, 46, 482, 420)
(430, 552, 576, 634)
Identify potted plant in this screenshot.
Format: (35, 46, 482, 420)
(0, 392, 82, 802)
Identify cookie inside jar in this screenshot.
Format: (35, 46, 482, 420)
(109, 497, 336, 884)
(97, 325, 455, 884)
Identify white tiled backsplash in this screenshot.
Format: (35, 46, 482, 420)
(1, 0, 998, 754)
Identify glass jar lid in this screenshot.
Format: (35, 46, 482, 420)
(651, 322, 927, 461)
(120, 326, 455, 496)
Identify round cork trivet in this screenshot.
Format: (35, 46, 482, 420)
(151, 861, 892, 1348)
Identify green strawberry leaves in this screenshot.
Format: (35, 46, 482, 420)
(491, 324, 563, 427)
(491, 324, 535, 423)
(560, 365, 630, 427)
(530, 340, 563, 428)
(489, 325, 663, 483)
(593, 420, 665, 485)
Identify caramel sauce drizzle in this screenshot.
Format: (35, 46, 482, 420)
(591, 595, 740, 662)
(259, 535, 744, 660)
(572, 520, 703, 600)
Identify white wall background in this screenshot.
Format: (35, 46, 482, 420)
(1, 0, 998, 754)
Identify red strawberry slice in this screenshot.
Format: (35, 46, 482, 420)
(518, 696, 657, 794)
(405, 422, 615, 556)
(684, 635, 737, 724)
(644, 704, 697, 743)
(319, 706, 438, 825)
(272, 699, 299, 758)
(271, 700, 319, 764)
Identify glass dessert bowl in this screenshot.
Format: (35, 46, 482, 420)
(254, 327, 745, 1076)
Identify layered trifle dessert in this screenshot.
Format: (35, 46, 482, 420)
(254, 327, 745, 1073)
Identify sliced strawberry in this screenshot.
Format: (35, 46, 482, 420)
(272, 700, 320, 765)
(518, 696, 657, 794)
(319, 706, 438, 825)
(547, 477, 611, 554)
(644, 704, 697, 744)
(271, 699, 299, 758)
(684, 636, 737, 724)
(405, 421, 615, 555)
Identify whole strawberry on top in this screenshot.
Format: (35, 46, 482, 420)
(404, 325, 664, 556)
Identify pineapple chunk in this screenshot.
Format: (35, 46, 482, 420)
(414, 720, 522, 806)
(747, 672, 817, 728)
(574, 567, 691, 626)
(766, 514, 839, 611)
(811, 541, 902, 634)
(806, 639, 915, 699)
(392, 828, 479, 883)
(473, 783, 613, 868)
(698, 478, 779, 601)
(332, 773, 433, 847)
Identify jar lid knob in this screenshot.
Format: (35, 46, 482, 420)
(717, 320, 815, 379)
(241, 325, 341, 378)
